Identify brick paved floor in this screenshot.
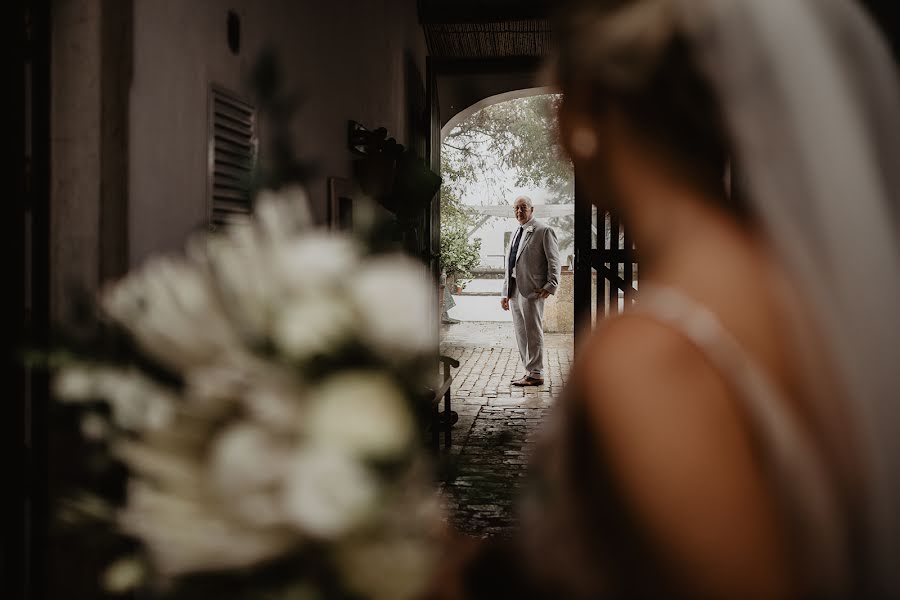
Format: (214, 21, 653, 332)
(438, 322, 574, 538)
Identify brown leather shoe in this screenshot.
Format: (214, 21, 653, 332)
(510, 374, 528, 382)
(512, 376, 544, 387)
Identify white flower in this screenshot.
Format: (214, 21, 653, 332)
(201, 233, 277, 342)
(350, 255, 436, 357)
(58, 366, 177, 432)
(209, 424, 292, 526)
(282, 446, 378, 539)
(92, 369, 177, 432)
(81, 413, 109, 441)
(242, 380, 306, 432)
(307, 372, 415, 460)
(58, 189, 447, 586)
(54, 365, 96, 400)
(273, 296, 356, 361)
(54, 365, 178, 433)
(183, 364, 247, 419)
(335, 536, 438, 600)
(272, 233, 359, 295)
(119, 482, 297, 577)
(102, 557, 146, 594)
(101, 257, 238, 371)
(255, 186, 313, 240)
(526, 225, 535, 233)
(114, 441, 203, 492)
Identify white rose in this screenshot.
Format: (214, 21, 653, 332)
(255, 186, 313, 240)
(272, 233, 359, 295)
(350, 255, 436, 357)
(209, 424, 292, 527)
(119, 482, 297, 577)
(243, 382, 305, 432)
(183, 364, 247, 419)
(102, 557, 146, 594)
(307, 372, 415, 460)
(81, 413, 110, 441)
(102, 257, 239, 371)
(272, 296, 356, 361)
(336, 536, 438, 600)
(202, 234, 276, 342)
(90, 368, 176, 432)
(114, 441, 202, 492)
(282, 446, 377, 539)
(54, 365, 97, 401)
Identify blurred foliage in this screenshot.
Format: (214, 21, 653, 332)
(442, 95, 570, 192)
(440, 221, 482, 285)
(247, 48, 316, 192)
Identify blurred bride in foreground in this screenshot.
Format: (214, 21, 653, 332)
(430, 0, 900, 598)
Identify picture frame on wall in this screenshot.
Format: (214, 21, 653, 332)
(328, 175, 392, 233)
(327, 176, 359, 231)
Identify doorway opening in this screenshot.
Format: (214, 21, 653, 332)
(438, 90, 575, 348)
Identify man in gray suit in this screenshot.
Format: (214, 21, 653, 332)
(501, 196, 561, 386)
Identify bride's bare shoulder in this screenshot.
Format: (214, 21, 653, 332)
(572, 313, 747, 462)
(572, 314, 794, 599)
(577, 314, 711, 399)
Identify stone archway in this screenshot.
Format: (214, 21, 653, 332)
(441, 85, 555, 141)
(438, 88, 575, 332)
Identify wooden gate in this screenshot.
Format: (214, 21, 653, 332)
(573, 180, 638, 346)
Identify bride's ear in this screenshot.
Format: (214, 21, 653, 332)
(558, 94, 600, 161)
(569, 126, 599, 160)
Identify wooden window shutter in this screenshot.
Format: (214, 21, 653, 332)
(207, 85, 257, 229)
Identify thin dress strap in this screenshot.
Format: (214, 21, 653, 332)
(629, 284, 848, 594)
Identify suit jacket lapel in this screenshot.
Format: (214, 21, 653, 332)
(515, 228, 534, 263)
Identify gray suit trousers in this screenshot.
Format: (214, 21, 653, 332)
(509, 280, 545, 377)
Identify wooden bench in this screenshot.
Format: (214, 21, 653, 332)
(427, 355, 460, 451)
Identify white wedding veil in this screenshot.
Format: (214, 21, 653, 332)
(679, 0, 900, 593)
(552, 0, 900, 592)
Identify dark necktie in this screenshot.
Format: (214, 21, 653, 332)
(508, 226, 524, 279)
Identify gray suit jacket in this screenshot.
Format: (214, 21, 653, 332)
(502, 219, 561, 298)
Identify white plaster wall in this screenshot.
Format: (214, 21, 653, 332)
(129, 0, 426, 266)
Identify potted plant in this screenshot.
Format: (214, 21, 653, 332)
(440, 224, 481, 295)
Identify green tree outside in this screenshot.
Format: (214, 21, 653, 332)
(440, 94, 574, 272)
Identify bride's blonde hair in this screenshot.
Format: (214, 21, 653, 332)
(552, 0, 740, 211)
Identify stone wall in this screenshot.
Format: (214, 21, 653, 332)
(543, 267, 574, 333)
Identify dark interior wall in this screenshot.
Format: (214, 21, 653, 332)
(50, 0, 104, 323)
(48, 0, 130, 323)
(9, 2, 51, 598)
(860, 0, 899, 62)
(437, 66, 542, 129)
(127, 0, 427, 267)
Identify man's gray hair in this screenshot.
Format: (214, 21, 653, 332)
(514, 195, 534, 208)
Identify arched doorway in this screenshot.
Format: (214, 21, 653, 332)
(437, 90, 575, 336)
(430, 82, 638, 342)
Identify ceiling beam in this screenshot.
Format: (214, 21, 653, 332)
(429, 56, 543, 75)
(418, 0, 550, 24)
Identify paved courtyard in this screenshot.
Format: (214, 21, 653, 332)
(438, 321, 574, 538)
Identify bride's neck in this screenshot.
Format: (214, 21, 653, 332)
(617, 164, 738, 279)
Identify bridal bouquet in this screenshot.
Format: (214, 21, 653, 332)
(53, 187, 442, 599)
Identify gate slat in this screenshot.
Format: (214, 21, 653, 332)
(608, 213, 620, 316)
